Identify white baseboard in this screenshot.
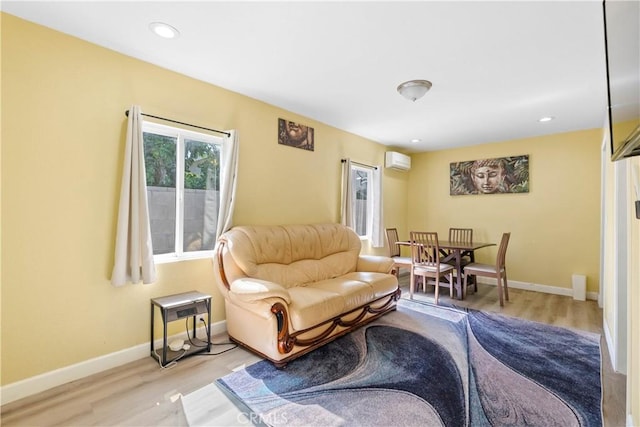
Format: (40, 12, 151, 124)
(476, 277, 599, 301)
(1, 320, 227, 406)
(627, 413, 635, 427)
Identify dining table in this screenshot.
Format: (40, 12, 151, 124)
(396, 239, 496, 300)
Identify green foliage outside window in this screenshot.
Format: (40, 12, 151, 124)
(143, 133, 221, 190)
(184, 139, 221, 190)
(144, 133, 176, 187)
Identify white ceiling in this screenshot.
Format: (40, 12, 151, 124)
(2, 1, 608, 152)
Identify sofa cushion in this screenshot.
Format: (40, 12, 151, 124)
(224, 224, 361, 287)
(307, 278, 375, 311)
(287, 286, 346, 330)
(342, 272, 399, 298)
(229, 278, 291, 303)
(286, 273, 397, 331)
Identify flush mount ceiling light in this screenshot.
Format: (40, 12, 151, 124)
(149, 22, 180, 39)
(397, 80, 433, 102)
(538, 116, 555, 122)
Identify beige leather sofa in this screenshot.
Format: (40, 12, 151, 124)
(213, 223, 400, 366)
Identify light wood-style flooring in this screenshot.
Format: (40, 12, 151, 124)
(1, 279, 627, 426)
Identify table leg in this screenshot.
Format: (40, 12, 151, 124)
(455, 250, 463, 299)
(469, 251, 477, 293)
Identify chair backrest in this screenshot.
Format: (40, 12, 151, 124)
(385, 228, 401, 257)
(496, 232, 511, 269)
(449, 227, 473, 243)
(409, 231, 441, 266)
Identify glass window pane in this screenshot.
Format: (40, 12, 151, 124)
(353, 169, 368, 236)
(183, 139, 221, 252)
(144, 133, 177, 255)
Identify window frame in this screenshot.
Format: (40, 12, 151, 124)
(142, 121, 224, 263)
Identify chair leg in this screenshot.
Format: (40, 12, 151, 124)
(503, 270, 509, 302)
(409, 271, 415, 300)
(434, 277, 439, 305)
(449, 273, 453, 298)
(463, 272, 468, 299)
(496, 273, 504, 307)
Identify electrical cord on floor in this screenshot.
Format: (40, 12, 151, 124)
(197, 343, 238, 356)
(155, 317, 238, 370)
(182, 317, 210, 348)
(185, 317, 238, 356)
(185, 317, 208, 348)
(154, 347, 188, 370)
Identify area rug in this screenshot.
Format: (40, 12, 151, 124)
(214, 299, 602, 427)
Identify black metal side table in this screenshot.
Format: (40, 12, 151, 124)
(150, 291, 211, 367)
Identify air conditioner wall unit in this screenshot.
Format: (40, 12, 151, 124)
(385, 151, 411, 171)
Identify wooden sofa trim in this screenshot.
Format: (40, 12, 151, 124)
(269, 287, 401, 360)
(228, 287, 401, 368)
(216, 237, 231, 290)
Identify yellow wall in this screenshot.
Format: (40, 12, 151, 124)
(0, 14, 407, 385)
(407, 131, 602, 292)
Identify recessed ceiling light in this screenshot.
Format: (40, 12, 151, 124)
(538, 116, 555, 122)
(149, 22, 180, 39)
(411, 138, 422, 143)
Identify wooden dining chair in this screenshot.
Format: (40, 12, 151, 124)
(448, 227, 474, 260)
(385, 228, 412, 278)
(463, 232, 511, 306)
(449, 227, 475, 288)
(409, 231, 454, 304)
(449, 227, 473, 244)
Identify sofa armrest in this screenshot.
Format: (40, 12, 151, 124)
(230, 278, 292, 304)
(357, 255, 395, 274)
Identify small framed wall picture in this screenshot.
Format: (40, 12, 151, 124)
(278, 118, 314, 151)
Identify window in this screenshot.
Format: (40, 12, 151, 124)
(352, 165, 373, 238)
(143, 122, 223, 261)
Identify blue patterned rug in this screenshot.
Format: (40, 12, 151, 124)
(216, 299, 602, 426)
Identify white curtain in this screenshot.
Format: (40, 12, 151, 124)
(371, 165, 384, 247)
(216, 130, 239, 238)
(201, 171, 219, 250)
(340, 158, 355, 228)
(111, 105, 157, 286)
